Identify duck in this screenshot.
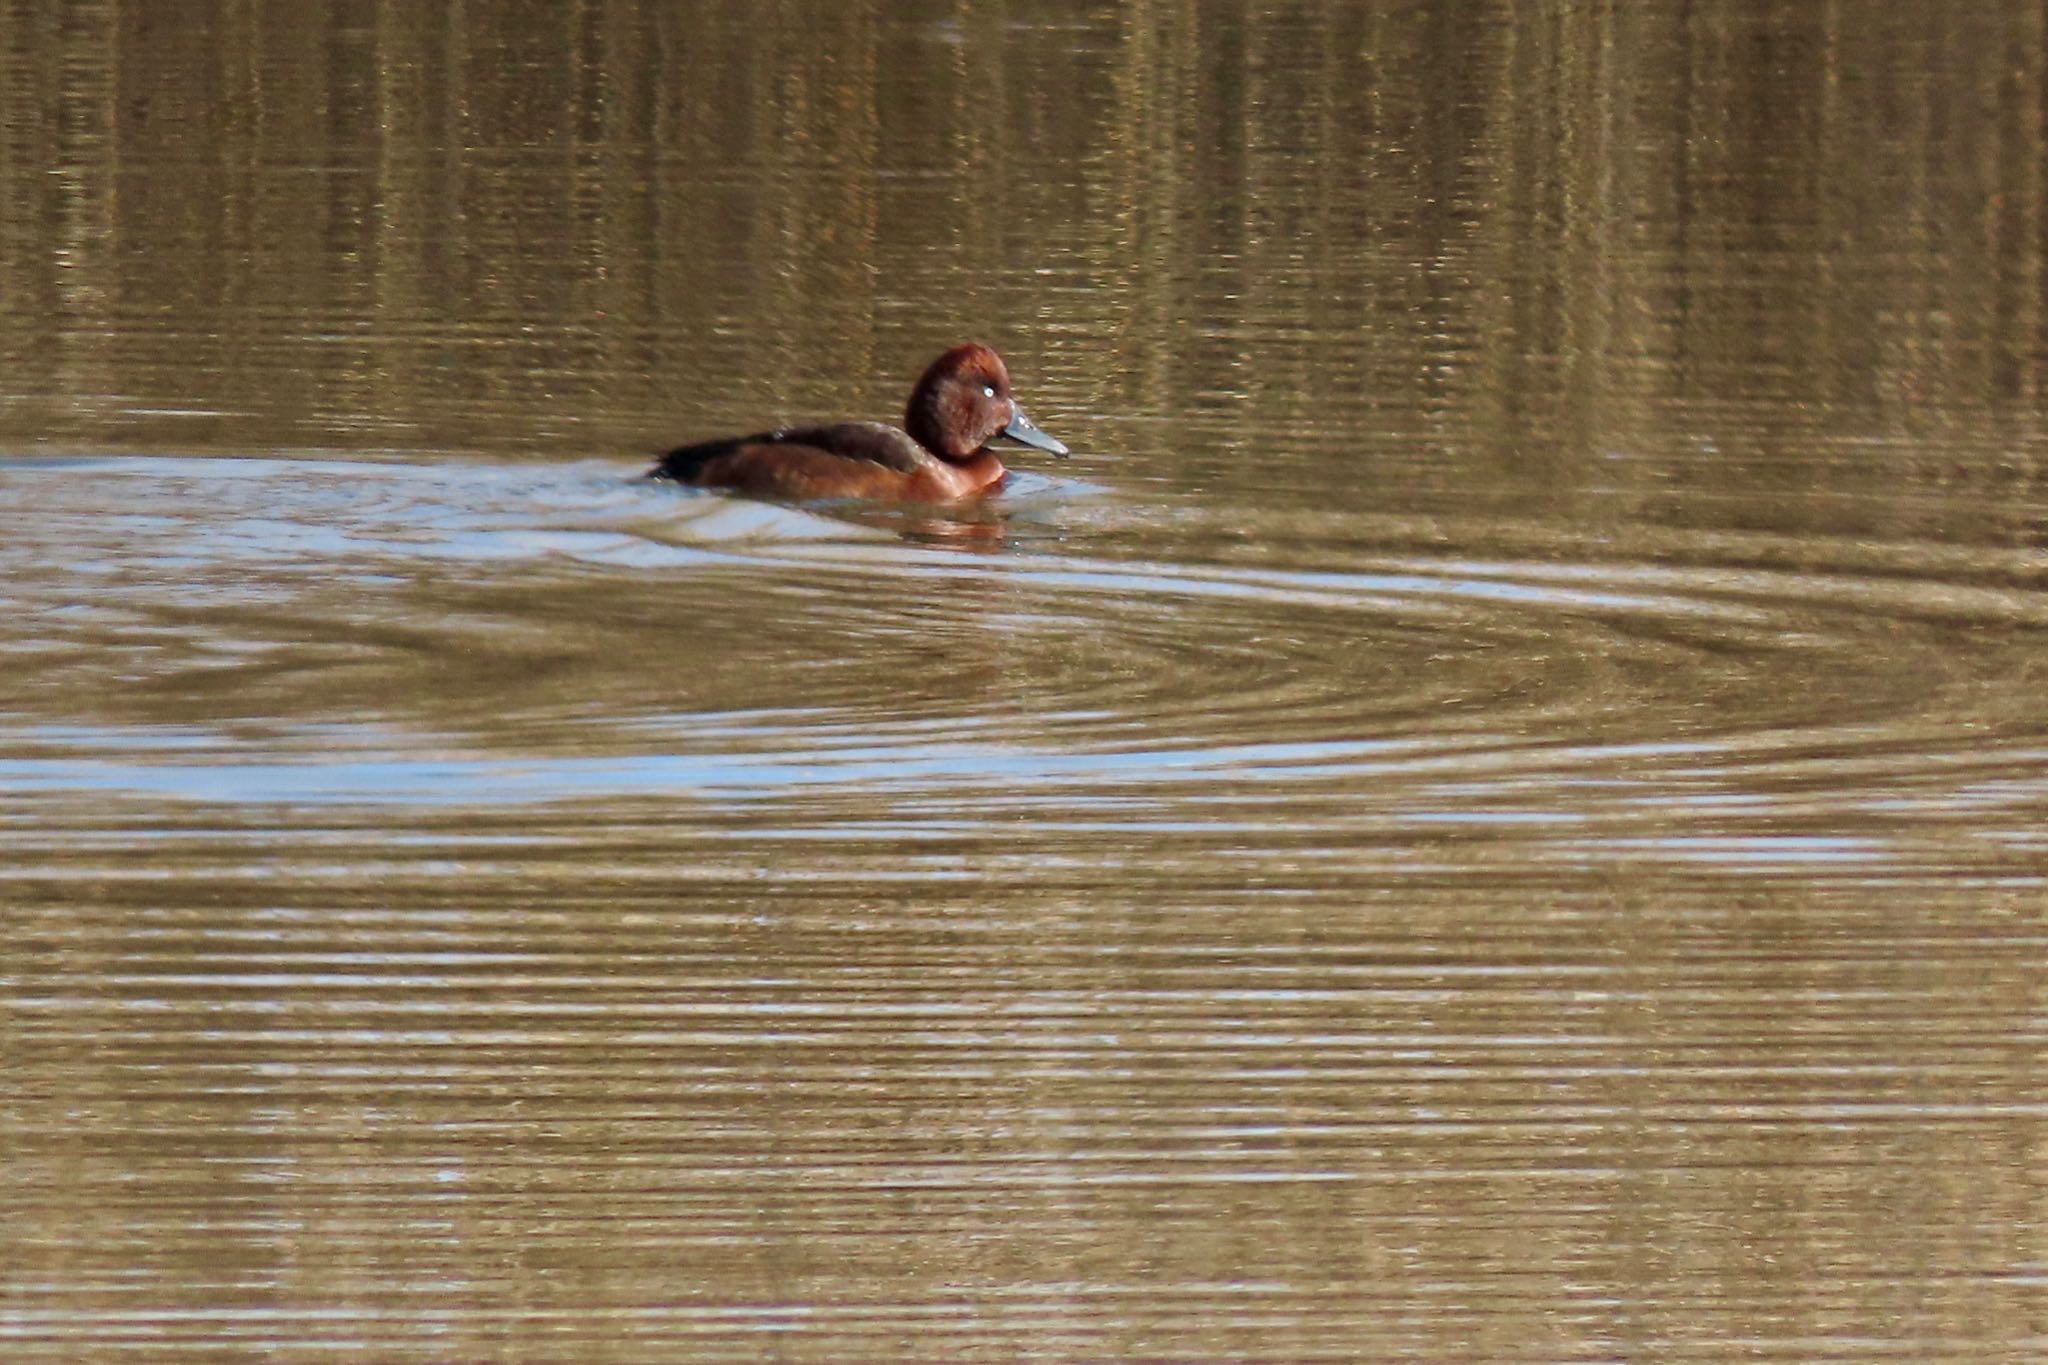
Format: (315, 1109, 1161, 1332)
(652, 343, 1067, 502)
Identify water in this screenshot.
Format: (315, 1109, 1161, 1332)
(5, 3, 2048, 1360)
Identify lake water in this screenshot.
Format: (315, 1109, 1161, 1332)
(5, 3, 2048, 1360)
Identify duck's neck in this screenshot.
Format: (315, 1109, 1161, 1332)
(905, 391, 974, 462)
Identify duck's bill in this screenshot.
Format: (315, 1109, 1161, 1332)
(1002, 402, 1069, 457)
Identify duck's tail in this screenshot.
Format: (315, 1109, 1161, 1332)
(649, 434, 758, 483)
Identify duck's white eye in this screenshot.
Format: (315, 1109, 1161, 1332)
(981, 385, 996, 399)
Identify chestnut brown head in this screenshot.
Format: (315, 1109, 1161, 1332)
(904, 343, 1068, 464)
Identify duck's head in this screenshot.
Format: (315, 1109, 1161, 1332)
(905, 343, 1068, 464)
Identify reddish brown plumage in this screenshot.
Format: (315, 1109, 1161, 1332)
(654, 344, 1066, 502)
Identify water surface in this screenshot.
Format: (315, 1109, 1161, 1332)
(5, 2, 2048, 1360)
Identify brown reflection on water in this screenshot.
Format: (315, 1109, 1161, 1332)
(5, 2, 2043, 484)
(5, 2, 2048, 1361)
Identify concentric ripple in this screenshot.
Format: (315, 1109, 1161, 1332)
(3, 454, 2045, 887)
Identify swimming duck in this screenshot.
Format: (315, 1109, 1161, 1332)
(653, 343, 1067, 501)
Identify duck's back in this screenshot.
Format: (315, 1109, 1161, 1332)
(655, 422, 936, 498)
